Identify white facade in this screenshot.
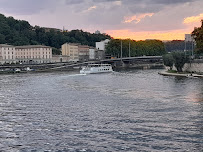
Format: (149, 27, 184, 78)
(95, 30, 101, 34)
(15, 45, 52, 64)
(96, 39, 110, 51)
(89, 48, 96, 60)
(0, 44, 16, 64)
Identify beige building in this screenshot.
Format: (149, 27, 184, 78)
(15, 45, 52, 64)
(0, 44, 16, 64)
(78, 45, 89, 61)
(52, 55, 69, 63)
(61, 43, 79, 62)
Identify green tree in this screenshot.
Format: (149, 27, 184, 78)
(52, 47, 61, 55)
(106, 39, 166, 57)
(163, 53, 174, 70)
(172, 52, 189, 72)
(164, 40, 185, 52)
(192, 20, 203, 54)
(0, 13, 111, 49)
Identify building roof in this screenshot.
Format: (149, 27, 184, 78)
(78, 45, 89, 48)
(15, 45, 51, 49)
(89, 46, 96, 49)
(63, 43, 81, 46)
(0, 44, 14, 47)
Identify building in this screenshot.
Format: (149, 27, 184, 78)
(15, 45, 52, 64)
(184, 34, 195, 53)
(97, 50, 105, 60)
(89, 47, 96, 60)
(52, 55, 69, 63)
(61, 43, 79, 62)
(96, 39, 110, 51)
(78, 45, 89, 61)
(185, 34, 194, 42)
(95, 30, 101, 34)
(0, 44, 16, 64)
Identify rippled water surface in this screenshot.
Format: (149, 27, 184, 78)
(0, 69, 202, 152)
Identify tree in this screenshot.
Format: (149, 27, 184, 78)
(52, 47, 61, 55)
(172, 52, 189, 72)
(106, 39, 166, 57)
(192, 20, 203, 54)
(0, 13, 111, 49)
(163, 54, 174, 70)
(164, 40, 185, 52)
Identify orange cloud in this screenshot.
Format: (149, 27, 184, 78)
(124, 13, 154, 24)
(83, 6, 97, 13)
(184, 13, 203, 24)
(106, 29, 190, 40)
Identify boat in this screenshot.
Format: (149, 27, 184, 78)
(80, 64, 113, 74)
(14, 68, 21, 73)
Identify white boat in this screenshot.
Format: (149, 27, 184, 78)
(14, 68, 21, 72)
(80, 64, 113, 74)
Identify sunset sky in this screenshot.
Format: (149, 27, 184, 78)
(0, 0, 203, 40)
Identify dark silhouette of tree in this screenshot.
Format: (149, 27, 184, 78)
(0, 13, 111, 55)
(192, 20, 203, 54)
(106, 39, 166, 57)
(163, 54, 174, 70)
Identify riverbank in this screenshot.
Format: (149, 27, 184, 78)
(158, 71, 203, 78)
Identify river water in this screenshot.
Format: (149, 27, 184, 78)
(0, 69, 202, 152)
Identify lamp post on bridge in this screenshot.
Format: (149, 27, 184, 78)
(121, 40, 123, 61)
(129, 41, 131, 57)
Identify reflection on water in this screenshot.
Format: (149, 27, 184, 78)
(0, 69, 202, 152)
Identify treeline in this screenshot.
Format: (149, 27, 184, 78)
(164, 40, 185, 52)
(106, 39, 166, 57)
(164, 40, 194, 52)
(0, 14, 111, 54)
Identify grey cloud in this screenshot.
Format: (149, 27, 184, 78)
(151, 0, 196, 5)
(65, 0, 85, 5)
(0, 0, 55, 15)
(0, 0, 202, 35)
(0, 0, 199, 15)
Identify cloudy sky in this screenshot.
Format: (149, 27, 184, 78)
(0, 0, 203, 40)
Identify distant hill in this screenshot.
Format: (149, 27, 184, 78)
(0, 14, 111, 54)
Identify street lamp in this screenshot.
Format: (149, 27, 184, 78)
(121, 40, 123, 60)
(129, 41, 131, 57)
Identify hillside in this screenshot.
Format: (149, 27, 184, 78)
(0, 14, 111, 54)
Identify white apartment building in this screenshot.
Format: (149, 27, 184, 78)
(61, 43, 79, 62)
(0, 44, 16, 64)
(15, 45, 52, 64)
(96, 39, 110, 51)
(185, 34, 194, 42)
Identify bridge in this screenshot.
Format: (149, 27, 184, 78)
(50, 56, 163, 70)
(0, 56, 163, 71)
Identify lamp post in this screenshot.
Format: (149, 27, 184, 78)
(121, 40, 123, 60)
(129, 41, 131, 57)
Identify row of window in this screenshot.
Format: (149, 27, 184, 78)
(16, 48, 51, 51)
(1, 48, 51, 51)
(2, 55, 51, 60)
(0, 48, 14, 50)
(98, 68, 110, 71)
(1, 52, 51, 55)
